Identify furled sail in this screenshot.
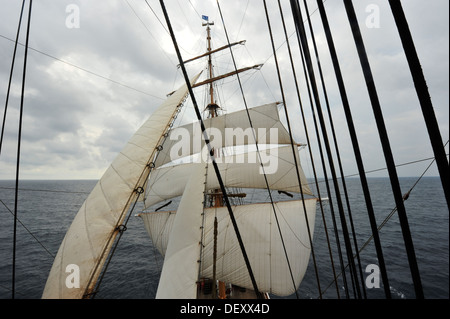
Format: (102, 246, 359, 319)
(139, 199, 317, 296)
(155, 164, 206, 298)
(153, 102, 292, 167)
(42, 74, 201, 299)
(144, 145, 312, 208)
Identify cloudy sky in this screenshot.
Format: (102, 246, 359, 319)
(0, 0, 448, 180)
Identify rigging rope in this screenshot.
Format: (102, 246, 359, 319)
(0, 34, 164, 100)
(12, 0, 32, 300)
(313, 0, 435, 299)
(160, 0, 263, 299)
(295, 5, 349, 299)
(276, 0, 341, 298)
(388, 0, 449, 209)
(321, 148, 444, 297)
(217, 0, 308, 298)
(0, 2, 25, 157)
(302, 0, 367, 298)
(291, 0, 361, 298)
(343, 0, 424, 299)
(1, 199, 54, 258)
(263, 0, 320, 299)
(124, 0, 177, 66)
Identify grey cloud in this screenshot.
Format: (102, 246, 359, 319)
(0, 0, 447, 179)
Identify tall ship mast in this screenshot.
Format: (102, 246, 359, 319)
(204, 19, 219, 118)
(0, 0, 443, 302)
(42, 18, 317, 299)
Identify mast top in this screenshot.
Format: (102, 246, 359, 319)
(190, 15, 261, 118)
(203, 16, 218, 117)
(201, 15, 214, 26)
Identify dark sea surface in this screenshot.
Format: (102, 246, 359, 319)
(0, 177, 448, 299)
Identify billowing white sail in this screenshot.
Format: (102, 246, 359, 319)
(155, 164, 206, 298)
(153, 102, 292, 167)
(42, 74, 200, 299)
(144, 145, 312, 208)
(139, 199, 317, 296)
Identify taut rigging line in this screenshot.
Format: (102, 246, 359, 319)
(215, 0, 303, 298)
(160, 0, 263, 299)
(302, 0, 367, 298)
(263, 0, 320, 299)
(388, 0, 449, 210)
(0, 34, 164, 100)
(321, 146, 445, 297)
(291, 0, 362, 299)
(275, 0, 340, 298)
(314, 0, 390, 298)
(11, 0, 32, 300)
(0, 2, 25, 156)
(343, 0, 423, 299)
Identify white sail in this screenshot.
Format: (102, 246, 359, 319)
(139, 199, 317, 296)
(144, 145, 312, 208)
(42, 73, 201, 299)
(155, 164, 206, 299)
(153, 102, 292, 167)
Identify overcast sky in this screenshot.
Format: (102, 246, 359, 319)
(0, 0, 448, 180)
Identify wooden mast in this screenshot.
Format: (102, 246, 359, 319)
(197, 17, 256, 299)
(203, 19, 219, 118)
(203, 19, 223, 207)
(202, 18, 223, 299)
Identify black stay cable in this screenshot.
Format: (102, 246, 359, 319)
(0, 0, 25, 155)
(264, 0, 321, 299)
(343, 0, 423, 299)
(290, 0, 361, 298)
(301, 0, 366, 298)
(388, 0, 449, 210)
(216, 0, 302, 298)
(291, 4, 348, 298)
(12, 0, 32, 300)
(322, 149, 444, 297)
(277, 0, 340, 298)
(315, 0, 391, 298)
(0, 0, 26, 156)
(159, 0, 263, 299)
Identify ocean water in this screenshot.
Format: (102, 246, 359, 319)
(0, 177, 448, 299)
